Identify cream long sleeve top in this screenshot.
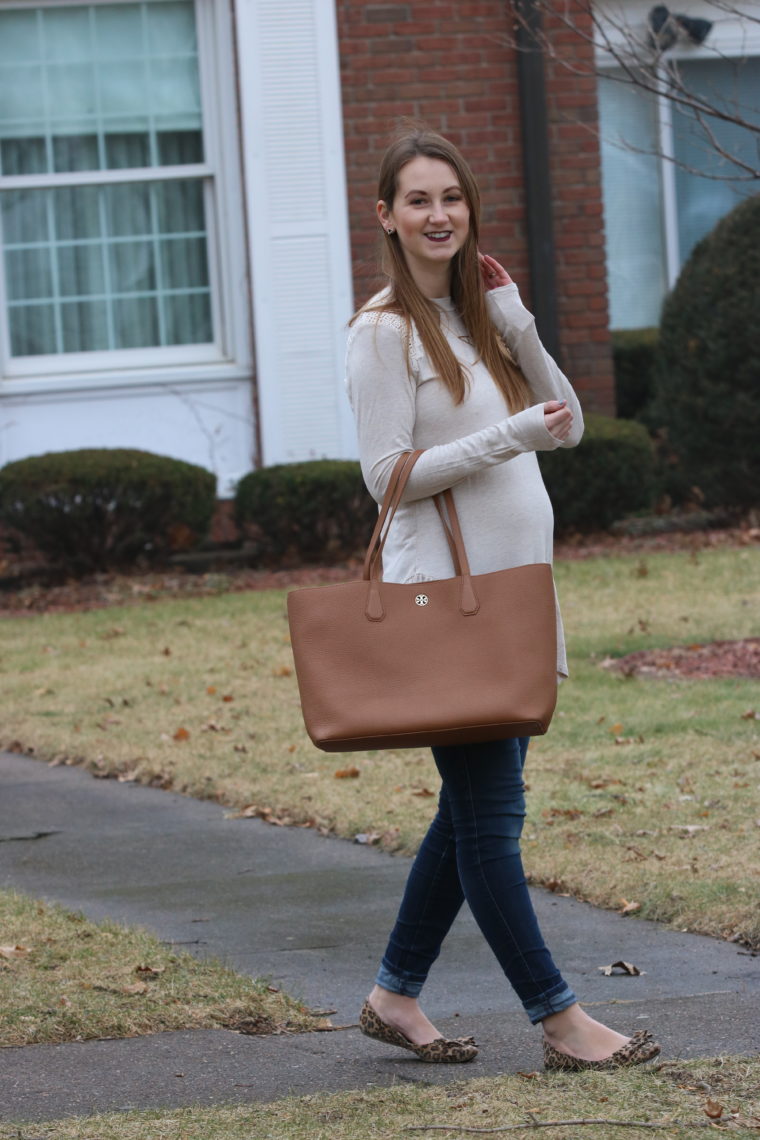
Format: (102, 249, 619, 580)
(345, 283, 584, 676)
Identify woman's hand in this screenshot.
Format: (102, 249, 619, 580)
(479, 252, 512, 291)
(544, 399, 573, 441)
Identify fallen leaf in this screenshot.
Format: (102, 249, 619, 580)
(201, 720, 228, 733)
(619, 898, 641, 915)
(135, 964, 164, 977)
(704, 1099, 724, 1120)
(741, 709, 758, 720)
(173, 727, 190, 742)
(517, 1071, 540, 1079)
(334, 766, 360, 779)
(222, 694, 234, 703)
(162, 647, 172, 656)
(0, 944, 31, 959)
(206, 686, 217, 695)
(273, 666, 292, 677)
(354, 832, 381, 845)
(598, 960, 644, 976)
(610, 722, 624, 735)
(122, 981, 149, 995)
(412, 787, 435, 797)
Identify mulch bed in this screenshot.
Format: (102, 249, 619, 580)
(603, 638, 760, 680)
(0, 523, 757, 626)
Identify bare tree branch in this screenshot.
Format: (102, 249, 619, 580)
(502, 0, 760, 180)
(403, 1115, 713, 1132)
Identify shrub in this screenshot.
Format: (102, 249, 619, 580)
(0, 449, 216, 574)
(650, 193, 760, 509)
(539, 414, 655, 533)
(612, 327, 659, 421)
(235, 460, 376, 563)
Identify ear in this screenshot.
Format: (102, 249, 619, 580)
(376, 200, 392, 228)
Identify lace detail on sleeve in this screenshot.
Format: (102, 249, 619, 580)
(346, 309, 425, 383)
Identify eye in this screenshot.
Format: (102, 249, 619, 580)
(410, 197, 427, 206)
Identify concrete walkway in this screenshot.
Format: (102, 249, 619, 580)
(1, 749, 758, 1122)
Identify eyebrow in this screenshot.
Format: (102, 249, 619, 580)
(403, 186, 462, 199)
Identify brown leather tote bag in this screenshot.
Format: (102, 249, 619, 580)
(287, 450, 558, 752)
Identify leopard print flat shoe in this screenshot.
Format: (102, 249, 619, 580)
(359, 1000, 478, 1063)
(543, 1028, 661, 1072)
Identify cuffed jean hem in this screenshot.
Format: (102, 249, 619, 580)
(375, 963, 425, 998)
(523, 983, 578, 1026)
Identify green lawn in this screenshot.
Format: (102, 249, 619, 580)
(1, 545, 758, 945)
(2, 1056, 759, 1139)
(0, 888, 323, 1047)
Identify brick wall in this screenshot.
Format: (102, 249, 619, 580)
(335, 0, 615, 414)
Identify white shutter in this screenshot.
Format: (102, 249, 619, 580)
(234, 0, 356, 465)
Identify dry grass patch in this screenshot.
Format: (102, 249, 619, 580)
(0, 547, 758, 946)
(2, 1056, 759, 1139)
(0, 888, 323, 1047)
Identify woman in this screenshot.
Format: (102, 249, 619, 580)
(345, 125, 660, 1072)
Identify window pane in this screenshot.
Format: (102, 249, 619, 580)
(5, 248, 54, 301)
(113, 295, 159, 348)
(105, 132, 151, 170)
(161, 235, 208, 289)
(163, 290, 212, 345)
(2, 178, 212, 356)
(0, 2, 203, 176)
(58, 244, 105, 297)
(54, 186, 102, 241)
(672, 57, 760, 263)
(9, 305, 57, 356)
(109, 240, 157, 294)
(597, 72, 668, 329)
(62, 300, 109, 352)
(102, 183, 152, 238)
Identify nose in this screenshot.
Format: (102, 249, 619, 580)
(428, 200, 448, 224)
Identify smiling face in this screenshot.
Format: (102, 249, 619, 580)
(377, 155, 471, 295)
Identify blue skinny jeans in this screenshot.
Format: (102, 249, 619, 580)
(375, 737, 577, 1024)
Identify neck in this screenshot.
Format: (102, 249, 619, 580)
(408, 261, 452, 299)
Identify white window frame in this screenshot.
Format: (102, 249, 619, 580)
(0, 0, 251, 394)
(595, 2, 760, 292)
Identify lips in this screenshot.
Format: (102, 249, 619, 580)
(425, 232, 452, 243)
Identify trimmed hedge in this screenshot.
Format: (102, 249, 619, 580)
(235, 459, 376, 563)
(612, 327, 659, 421)
(651, 193, 760, 509)
(0, 448, 216, 574)
(539, 414, 655, 533)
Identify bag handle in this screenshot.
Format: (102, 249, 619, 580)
(364, 452, 463, 582)
(362, 451, 422, 582)
(364, 451, 479, 621)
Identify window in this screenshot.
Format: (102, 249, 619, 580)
(0, 0, 242, 380)
(598, 55, 759, 329)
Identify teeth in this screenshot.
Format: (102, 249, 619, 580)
(427, 232, 449, 238)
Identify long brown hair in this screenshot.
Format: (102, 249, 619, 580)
(353, 124, 530, 412)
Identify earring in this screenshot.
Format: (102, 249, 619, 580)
(386, 227, 395, 235)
